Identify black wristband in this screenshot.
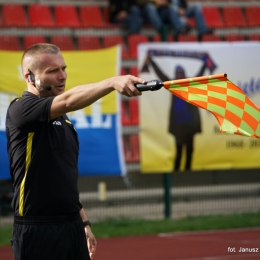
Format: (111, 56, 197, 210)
(83, 220, 91, 227)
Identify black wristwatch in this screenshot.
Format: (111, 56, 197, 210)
(83, 220, 91, 227)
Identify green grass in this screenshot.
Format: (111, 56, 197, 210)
(1, 212, 260, 246)
(0, 225, 12, 246)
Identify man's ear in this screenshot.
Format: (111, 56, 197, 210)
(27, 69, 35, 83)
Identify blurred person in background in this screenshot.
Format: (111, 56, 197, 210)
(171, 0, 213, 41)
(168, 65, 202, 171)
(143, 54, 203, 171)
(152, 0, 190, 40)
(109, 0, 189, 39)
(109, 0, 142, 35)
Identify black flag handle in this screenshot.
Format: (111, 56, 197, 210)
(134, 79, 163, 92)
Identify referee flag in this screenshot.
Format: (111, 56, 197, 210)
(164, 73, 260, 139)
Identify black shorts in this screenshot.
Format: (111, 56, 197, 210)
(11, 213, 90, 260)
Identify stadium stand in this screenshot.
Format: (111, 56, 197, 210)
(127, 34, 149, 59)
(23, 35, 47, 50)
(129, 66, 138, 77)
(224, 34, 245, 42)
(121, 98, 139, 126)
(201, 6, 224, 28)
(77, 35, 101, 50)
(121, 100, 131, 126)
(128, 98, 139, 125)
(2, 3, 28, 27)
(248, 34, 260, 41)
(178, 34, 197, 42)
(0, 35, 21, 50)
(50, 35, 75, 50)
(201, 34, 222, 42)
(245, 6, 260, 27)
(222, 6, 246, 27)
(152, 34, 174, 42)
(79, 5, 107, 28)
(54, 4, 81, 28)
(122, 133, 140, 163)
(102, 35, 129, 59)
(28, 4, 55, 28)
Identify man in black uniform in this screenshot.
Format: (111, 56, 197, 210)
(6, 43, 144, 260)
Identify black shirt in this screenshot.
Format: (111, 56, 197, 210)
(6, 91, 82, 217)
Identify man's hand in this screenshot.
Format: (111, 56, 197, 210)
(85, 226, 97, 259)
(178, 7, 186, 16)
(116, 10, 128, 21)
(106, 75, 145, 97)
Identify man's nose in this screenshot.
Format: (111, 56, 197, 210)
(58, 70, 67, 80)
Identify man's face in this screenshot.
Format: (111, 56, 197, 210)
(34, 53, 67, 97)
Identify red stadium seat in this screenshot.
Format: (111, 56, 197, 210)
(129, 66, 138, 77)
(201, 34, 222, 42)
(248, 34, 260, 41)
(225, 34, 244, 42)
(103, 35, 129, 59)
(122, 136, 132, 163)
(54, 5, 81, 28)
(222, 6, 246, 27)
(245, 6, 260, 27)
(50, 35, 75, 50)
(79, 5, 106, 27)
(178, 34, 197, 42)
(121, 98, 139, 125)
(129, 98, 139, 125)
(2, 4, 28, 27)
(0, 36, 20, 50)
(127, 34, 149, 59)
(202, 7, 224, 28)
(28, 4, 55, 27)
(77, 36, 101, 50)
(23, 35, 47, 50)
(152, 34, 174, 42)
(103, 6, 109, 23)
(129, 134, 140, 162)
(120, 67, 127, 75)
(122, 134, 140, 163)
(121, 100, 130, 126)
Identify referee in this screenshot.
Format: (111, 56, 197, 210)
(6, 43, 144, 260)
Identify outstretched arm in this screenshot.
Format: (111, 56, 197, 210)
(50, 75, 144, 120)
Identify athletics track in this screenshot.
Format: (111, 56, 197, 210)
(0, 228, 259, 259)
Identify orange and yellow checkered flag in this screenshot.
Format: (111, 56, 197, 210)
(164, 73, 260, 139)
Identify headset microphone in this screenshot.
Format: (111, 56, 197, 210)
(44, 86, 52, 91)
(28, 70, 52, 91)
(35, 79, 52, 91)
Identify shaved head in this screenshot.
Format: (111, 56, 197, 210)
(22, 43, 60, 74)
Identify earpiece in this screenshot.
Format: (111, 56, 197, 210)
(28, 69, 34, 83)
(28, 69, 52, 91)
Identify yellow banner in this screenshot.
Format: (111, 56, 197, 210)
(0, 46, 120, 114)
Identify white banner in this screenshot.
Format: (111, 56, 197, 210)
(138, 42, 260, 173)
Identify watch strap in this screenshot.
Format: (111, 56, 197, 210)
(83, 220, 91, 227)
